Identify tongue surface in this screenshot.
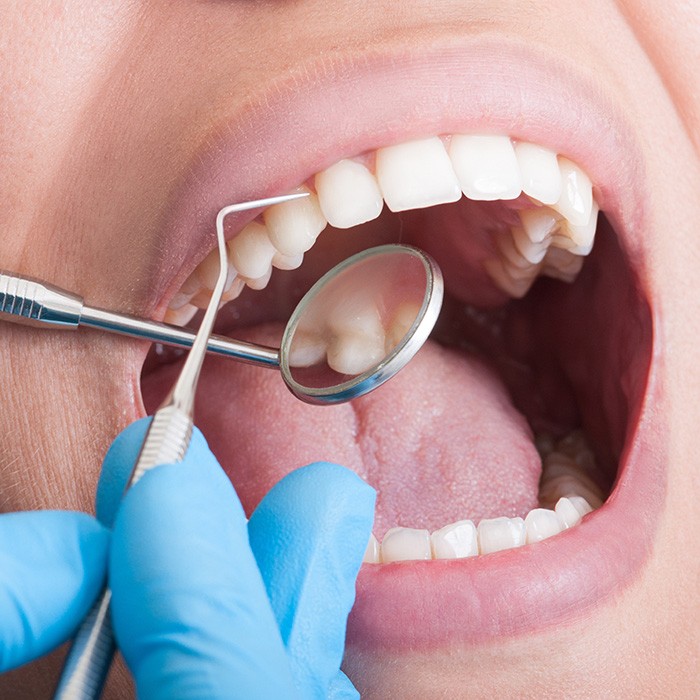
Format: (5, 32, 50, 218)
(142, 325, 541, 536)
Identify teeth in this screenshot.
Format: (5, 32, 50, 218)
(288, 329, 327, 368)
(385, 301, 421, 352)
(381, 527, 432, 563)
(430, 520, 478, 559)
(326, 332, 385, 375)
(552, 157, 594, 227)
(555, 496, 584, 528)
(363, 533, 381, 564)
(164, 303, 198, 326)
(166, 134, 599, 324)
(228, 221, 277, 280)
(449, 134, 522, 201)
(514, 142, 562, 205)
(315, 159, 383, 228)
(375, 137, 461, 212)
(477, 517, 526, 554)
(524, 508, 564, 544)
(263, 186, 327, 256)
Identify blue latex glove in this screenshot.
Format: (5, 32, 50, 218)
(97, 417, 375, 700)
(0, 511, 109, 672)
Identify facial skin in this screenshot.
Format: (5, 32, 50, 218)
(1, 1, 699, 697)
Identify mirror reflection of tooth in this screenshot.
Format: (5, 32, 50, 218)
(271, 250, 304, 271)
(263, 186, 327, 256)
(289, 329, 327, 368)
(385, 302, 422, 352)
(228, 221, 277, 279)
(514, 141, 562, 205)
(164, 303, 198, 327)
(552, 157, 593, 227)
(326, 332, 386, 375)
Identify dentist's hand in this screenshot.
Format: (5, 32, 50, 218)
(97, 418, 375, 700)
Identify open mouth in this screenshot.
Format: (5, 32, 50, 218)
(138, 42, 661, 663)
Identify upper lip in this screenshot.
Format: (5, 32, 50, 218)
(147, 34, 665, 648)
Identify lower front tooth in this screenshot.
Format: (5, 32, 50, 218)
(431, 520, 478, 559)
(555, 496, 584, 528)
(524, 508, 563, 544)
(541, 247, 584, 282)
(263, 186, 327, 256)
(477, 517, 526, 554)
(363, 533, 381, 564)
(164, 303, 198, 326)
(381, 527, 432, 563)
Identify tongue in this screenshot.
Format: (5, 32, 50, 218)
(142, 324, 541, 536)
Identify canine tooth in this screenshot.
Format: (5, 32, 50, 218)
(272, 250, 304, 271)
(524, 508, 563, 544)
(553, 157, 593, 227)
(561, 201, 599, 252)
(228, 221, 277, 280)
(569, 496, 594, 517)
(477, 517, 526, 554)
(381, 527, 432, 562)
(431, 520, 478, 559)
(315, 159, 383, 228)
(264, 186, 326, 256)
(164, 303, 197, 326)
(376, 137, 461, 212)
(363, 533, 381, 564)
(514, 142, 562, 205)
(555, 497, 584, 528)
(449, 134, 521, 201)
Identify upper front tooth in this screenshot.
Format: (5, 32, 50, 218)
(263, 186, 327, 256)
(552, 157, 593, 227)
(449, 134, 522, 201)
(381, 527, 432, 563)
(514, 142, 562, 205)
(562, 200, 599, 252)
(315, 159, 383, 228)
(375, 137, 461, 212)
(228, 221, 277, 280)
(477, 516, 526, 554)
(272, 250, 304, 271)
(431, 520, 478, 559)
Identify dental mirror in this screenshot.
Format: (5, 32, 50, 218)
(279, 244, 443, 404)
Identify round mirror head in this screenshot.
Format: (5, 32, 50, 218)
(280, 244, 443, 405)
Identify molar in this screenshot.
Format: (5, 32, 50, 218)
(375, 137, 461, 212)
(449, 134, 522, 201)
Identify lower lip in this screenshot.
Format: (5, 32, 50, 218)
(347, 357, 666, 650)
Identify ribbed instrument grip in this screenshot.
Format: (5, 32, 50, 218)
(53, 406, 192, 700)
(0, 272, 83, 327)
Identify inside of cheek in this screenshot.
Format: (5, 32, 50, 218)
(140, 201, 652, 530)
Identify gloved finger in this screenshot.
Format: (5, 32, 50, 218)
(95, 416, 151, 527)
(248, 462, 375, 700)
(109, 426, 297, 700)
(0, 511, 109, 672)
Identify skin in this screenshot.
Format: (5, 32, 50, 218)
(1, 0, 699, 697)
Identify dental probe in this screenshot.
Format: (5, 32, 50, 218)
(0, 193, 311, 369)
(52, 193, 306, 700)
